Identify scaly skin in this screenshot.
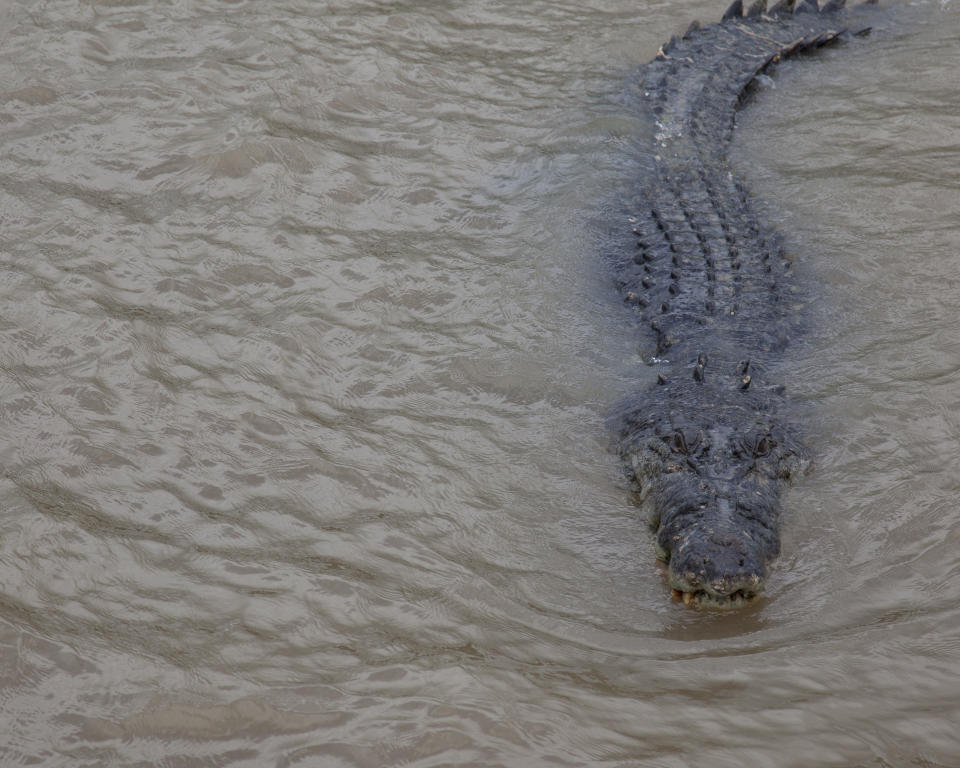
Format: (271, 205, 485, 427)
(614, 0, 877, 606)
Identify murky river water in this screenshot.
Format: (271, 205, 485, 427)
(0, 0, 958, 765)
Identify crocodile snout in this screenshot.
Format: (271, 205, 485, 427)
(664, 523, 772, 607)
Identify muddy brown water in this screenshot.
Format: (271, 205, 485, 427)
(0, 0, 958, 765)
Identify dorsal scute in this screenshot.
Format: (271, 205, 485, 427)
(768, 0, 796, 17)
(722, 0, 745, 21)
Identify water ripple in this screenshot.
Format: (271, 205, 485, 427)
(0, 0, 959, 765)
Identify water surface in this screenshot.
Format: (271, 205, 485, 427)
(0, 0, 958, 765)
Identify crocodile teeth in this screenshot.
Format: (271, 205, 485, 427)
(671, 588, 760, 608)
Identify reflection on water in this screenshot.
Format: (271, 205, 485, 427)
(0, 0, 958, 765)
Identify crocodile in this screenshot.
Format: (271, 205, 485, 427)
(613, 0, 879, 606)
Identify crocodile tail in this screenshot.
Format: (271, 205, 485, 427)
(640, 0, 879, 151)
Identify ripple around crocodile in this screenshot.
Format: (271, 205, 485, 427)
(612, 0, 881, 607)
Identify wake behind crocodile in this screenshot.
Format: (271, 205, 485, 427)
(612, 0, 881, 607)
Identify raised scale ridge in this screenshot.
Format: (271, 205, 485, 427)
(614, 0, 877, 607)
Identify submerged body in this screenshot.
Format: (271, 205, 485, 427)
(615, 0, 877, 606)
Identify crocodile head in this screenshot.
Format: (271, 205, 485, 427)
(623, 406, 800, 607)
